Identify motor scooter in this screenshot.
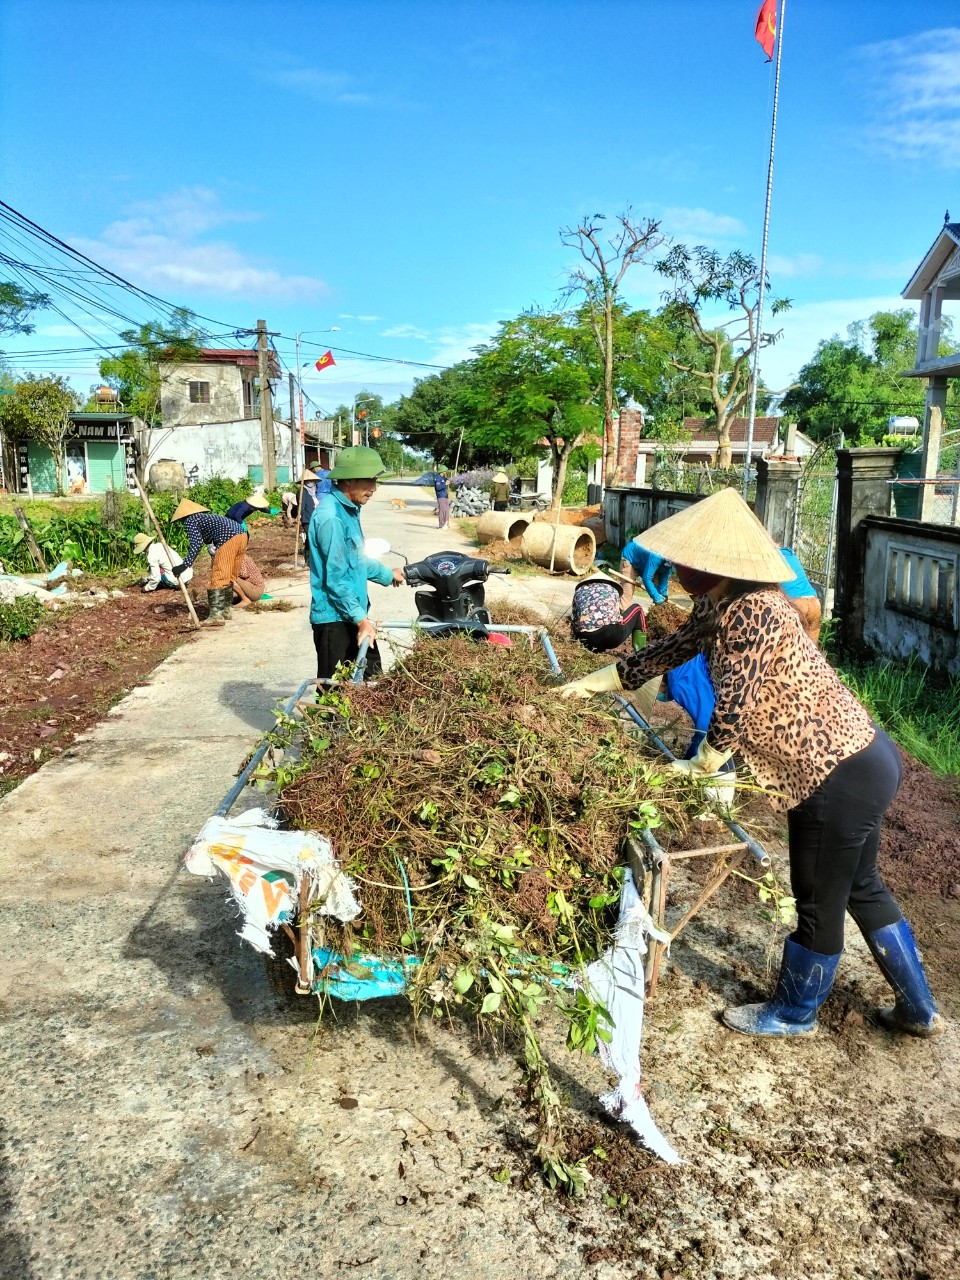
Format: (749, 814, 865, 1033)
(403, 549, 510, 639)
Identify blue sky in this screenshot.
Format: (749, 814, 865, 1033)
(1, 1, 957, 417)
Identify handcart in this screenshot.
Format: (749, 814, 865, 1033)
(202, 608, 771, 1003)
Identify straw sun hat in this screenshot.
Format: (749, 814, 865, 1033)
(300, 468, 320, 481)
(245, 494, 270, 510)
(132, 533, 155, 553)
(170, 498, 209, 522)
(639, 488, 792, 583)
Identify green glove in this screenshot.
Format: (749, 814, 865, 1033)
(556, 663, 623, 700)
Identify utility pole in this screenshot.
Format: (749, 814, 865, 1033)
(288, 372, 298, 482)
(256, 319, 277, 491)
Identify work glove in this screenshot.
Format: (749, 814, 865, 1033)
(171, 563, 189, 579)
(556, 663, 622, 700)
(670, 740, 736, 811)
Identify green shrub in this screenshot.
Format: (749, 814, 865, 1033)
(187, 475, 252, 513)
(562, 471, 587, 505)
(0, 594, 45, 642)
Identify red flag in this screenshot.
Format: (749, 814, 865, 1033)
(314, 350, 335, 372)
(755, 0, 776, 60)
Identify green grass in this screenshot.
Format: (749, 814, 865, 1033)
(836, 655, 960, 776)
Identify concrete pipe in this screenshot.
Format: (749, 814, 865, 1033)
(521, 522, 596, 575)
(476, 511, 531, 546)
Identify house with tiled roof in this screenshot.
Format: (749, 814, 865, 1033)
(624, 409, 815, 485)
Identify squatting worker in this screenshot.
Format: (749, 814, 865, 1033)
(169, 499, 247, 623)
(308, 446, 404, 680)
(233, 554, 266, 608)
(570, 569, 646, 653)
(490, 470, 511, 512)
(133, 532, 193, 592)
(557, 487, 942, 1041)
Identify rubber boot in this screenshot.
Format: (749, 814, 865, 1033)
(206, 587, 230, 622)
(723, 936, 842, 1036)
(863, 919, 944, 1037)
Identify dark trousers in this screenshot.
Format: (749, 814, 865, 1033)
(493, 501, 508, 511)
(313, 622, 382, 682)
(787, 728, 903, 954)
(576, 603, 646, 653)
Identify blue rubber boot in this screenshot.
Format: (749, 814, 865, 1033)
(863, 919, 944, 1038)
(722, 937, 841, 1036)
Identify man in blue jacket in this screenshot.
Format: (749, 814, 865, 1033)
(307, 447, 403, 680)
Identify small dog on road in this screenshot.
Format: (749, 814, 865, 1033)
(389, 497, 407, 511)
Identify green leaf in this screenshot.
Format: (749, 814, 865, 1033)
(480, 991, 501, 1014)
(487, 973, 503, 994)
(461, 873, 481, 890)
(453, 967, 474, 994)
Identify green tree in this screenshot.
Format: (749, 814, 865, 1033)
(781, 309, 956, 443)
(0, 282, 50, 342)
(386, 363, 479, 466)
(656, 245, 790, 467)
(562, 211, 668, 485)
(97, 308, 204, 423)
(0, 374, 81, 492)
(453, 311, 602, 506)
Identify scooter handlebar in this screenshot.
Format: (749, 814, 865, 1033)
(487, 567, 511, 575)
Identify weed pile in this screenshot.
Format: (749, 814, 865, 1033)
(274, 627, 688, 1191)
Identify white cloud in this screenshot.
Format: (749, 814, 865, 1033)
(339, 314, 381, 322)
(767, 253, 824, 279)
(73, 187, 329, 301)
(758, 295, 916, 390)
(267, 67, 374, 106)
(660, 207, 747, 239)
(860, 28, 960, 163)
(381, 323, 431, 341)
(428, 322, 500, 365)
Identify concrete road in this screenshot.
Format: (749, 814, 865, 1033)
(0, 489, 587, 1280)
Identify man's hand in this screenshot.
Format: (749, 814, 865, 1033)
(391, 568, 405, 587)
(357, 618, 378, 646)
(171, 563, 189, 579)
(555, 664, 623, 700)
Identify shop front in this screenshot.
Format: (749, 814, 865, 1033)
(14, 414, 140, 495)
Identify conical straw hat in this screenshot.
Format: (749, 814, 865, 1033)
(639, 488, 793, 583)
(132, 532, 155, 553)
(245, 494, 270, 509)
(493, 471, 509, 483)
(578, 568, 624, 595)
(300, 468, 320, 481)
(170, 498, 208, 522)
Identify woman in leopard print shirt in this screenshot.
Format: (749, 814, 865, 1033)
(559, 489, 942, 1040)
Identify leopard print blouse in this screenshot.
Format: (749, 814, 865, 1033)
(619, 587, 876, 811)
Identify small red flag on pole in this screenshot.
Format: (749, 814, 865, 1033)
(315, 350, 336, 372)
(755, 0, 777, 60)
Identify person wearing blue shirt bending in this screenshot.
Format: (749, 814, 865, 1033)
(307, 447, 404, 680)
(619, 539, 674, 606)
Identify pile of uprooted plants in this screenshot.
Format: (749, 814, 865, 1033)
(272, 620, 698, 1192)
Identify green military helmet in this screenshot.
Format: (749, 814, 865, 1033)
(328, 446, 386, 481)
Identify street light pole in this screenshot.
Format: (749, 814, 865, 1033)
(295, 327, 340, 476)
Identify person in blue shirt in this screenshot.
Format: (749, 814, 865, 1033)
(619, 539, 674, 606)
(434, 470, 450, 529)
(307, 447, 404, 680)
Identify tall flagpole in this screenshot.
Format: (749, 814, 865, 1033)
(743, 0, 786, 499)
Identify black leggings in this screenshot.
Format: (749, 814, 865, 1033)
(787, 728, 903, 954)
(577, 603, 646, 653)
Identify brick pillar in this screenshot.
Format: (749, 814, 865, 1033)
(616, 408, 643, 486)
(834, 448, 901, 650)
(918, 376, 948, 522)
(754, 456, 802, 547)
